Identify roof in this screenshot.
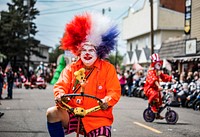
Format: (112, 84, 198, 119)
(159, 39, 200, 60)
(39, 44, 52, 49)
(159, 39, 185, 59)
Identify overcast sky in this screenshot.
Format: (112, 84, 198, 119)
(0, 0, 145, 55)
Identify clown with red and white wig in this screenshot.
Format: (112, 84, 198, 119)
(46, 12, 121, 137)
(144, 53, 172, 119)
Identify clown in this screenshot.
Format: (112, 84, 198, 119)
(46, 12, 121, 137)
(144, 53, 172, 119)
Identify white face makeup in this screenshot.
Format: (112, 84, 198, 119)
(80, 45, 97, 67)
(155, 62, 162, 70)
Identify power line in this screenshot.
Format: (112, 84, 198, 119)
(39, 0, 102, 12)
(38, 30, 63, 33)
(36, 33, 60, 45)
(37, 23, 64, 28)
(115, 0, 141, 22)
(40, 0, 114, 15)
(37, 0, 72, 2)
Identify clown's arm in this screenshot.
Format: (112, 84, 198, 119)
(155, 81, 163, 91)
(103, 65, 121, 107)
(54, 65, 72, 102)
(160, 72, 172, 82)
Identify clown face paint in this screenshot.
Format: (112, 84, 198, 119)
(154, 62, 162, 70)
(80, 45, 97, 67)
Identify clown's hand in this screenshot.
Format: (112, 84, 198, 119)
(55, 94, 70, 104)
(98, 96, 112, 110)
(158, 86, 163, 91)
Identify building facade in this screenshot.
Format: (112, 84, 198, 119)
(122, 0, 185, 70)
(29, 43, 51, 68)
(159, 0, 200, 74)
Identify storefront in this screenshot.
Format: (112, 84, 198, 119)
(159, 38, 200, 74)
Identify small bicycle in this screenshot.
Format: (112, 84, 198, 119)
(143, 93, 179, 124)
(58, 93, 103, 137)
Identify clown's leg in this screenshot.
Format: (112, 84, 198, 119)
(150, 99, 164, 119)
(150, 100, 158, 113)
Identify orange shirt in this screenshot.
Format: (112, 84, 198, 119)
(54, 58, 121, 133)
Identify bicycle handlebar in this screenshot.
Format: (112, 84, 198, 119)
(57, 93, 103, 117)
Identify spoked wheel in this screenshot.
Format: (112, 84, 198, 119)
(165, 110, 178, 124)
(143, 108, 155, 122)
(194, 101, 200, 111)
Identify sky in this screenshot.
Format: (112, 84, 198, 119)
(0, 0, 145, 55)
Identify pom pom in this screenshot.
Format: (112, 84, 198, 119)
(60, 12, 119, 58)
(97, 26, 119, 59)
(60, 13, 91, 56)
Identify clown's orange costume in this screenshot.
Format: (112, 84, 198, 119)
(54, 59, 121, 133)
(144, 53, 172, 118)
(46, 12, 121, 137)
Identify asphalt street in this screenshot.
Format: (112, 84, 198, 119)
(0, 84, 200, 137)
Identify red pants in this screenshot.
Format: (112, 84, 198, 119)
(145, 88, 162, 113)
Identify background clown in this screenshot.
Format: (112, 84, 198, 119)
(46, 12, 121, 137)
(144, 53, 172, 119)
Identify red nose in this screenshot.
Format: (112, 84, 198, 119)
(85, 53, 90, 57)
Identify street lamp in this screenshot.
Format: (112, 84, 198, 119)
(102, 7, 111, 15)
(115, 44, 118, 69)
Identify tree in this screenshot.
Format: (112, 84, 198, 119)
(0, 0, 43, 69)
(108, 51, 123, 68)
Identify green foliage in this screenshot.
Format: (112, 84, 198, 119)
(108, 51, 123, 67)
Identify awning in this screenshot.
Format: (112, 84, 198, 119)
(173, 55, 200, 62)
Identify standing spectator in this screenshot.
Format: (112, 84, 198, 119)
(0, 66, 5, 117)
(126, 70, 134, 97)
(119, 72, 126, 96)
(5, 68, 14, 99)
(133, 71, 140, 87)
(0, 66, 5, 99)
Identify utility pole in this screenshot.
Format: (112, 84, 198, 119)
(115, 44, 118, 69)
(150, 0, 154, 55)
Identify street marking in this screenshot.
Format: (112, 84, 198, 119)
(133, 122, 162, 134)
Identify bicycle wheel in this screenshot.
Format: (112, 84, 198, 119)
(143, 108, 155, 122)
(165, 110, 178, 124)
